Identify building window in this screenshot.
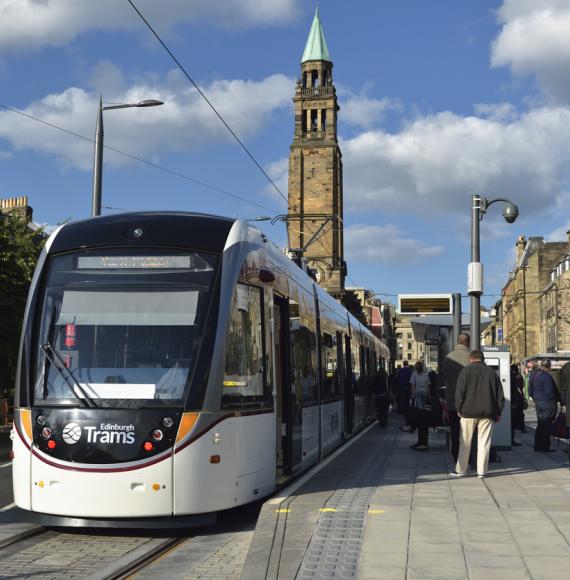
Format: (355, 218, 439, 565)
(407, 353, 412, 361)
(407, 333, 412, 339)
(407, 342, 412, 350)
(311, 109, 318, 132)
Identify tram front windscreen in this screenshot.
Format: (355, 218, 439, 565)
(32, 248, 218, 408)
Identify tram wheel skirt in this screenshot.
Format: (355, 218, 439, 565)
(21, 510, 217, 529)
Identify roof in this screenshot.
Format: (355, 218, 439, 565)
(301, 9, 331, 63)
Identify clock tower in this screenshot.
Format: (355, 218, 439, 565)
(288, 9, 346, 297)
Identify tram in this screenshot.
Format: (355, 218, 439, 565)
(12, 212, 390, 527)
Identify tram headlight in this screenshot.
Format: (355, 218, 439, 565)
(36, 415, 46, 426)
(162, 417, 173, 428)
(143, 441, 154, 452)
(152, 429, 164, 442)
(41, 427, 52, 439)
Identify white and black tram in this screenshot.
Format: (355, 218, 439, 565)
(12, 212, 390, 527)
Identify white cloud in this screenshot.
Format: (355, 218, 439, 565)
(0, 70, 293, 170)
(345, 225, 444, 264)
(0, 0, 299, 52)
(341, 105, 570, 216)
(340, 91, 400, 128)
(265, 157, 289, 201)
(491, 0, 570, 102)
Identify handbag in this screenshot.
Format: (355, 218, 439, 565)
(552, 411, 568, 439)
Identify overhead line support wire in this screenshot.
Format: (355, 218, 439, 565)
(126, 0, 289, 206)
(0, 103, 279, 215)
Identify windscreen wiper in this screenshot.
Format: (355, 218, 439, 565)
(40, 343, 97, 408)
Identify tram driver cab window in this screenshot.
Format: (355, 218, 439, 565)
(222, 284, 270, 408)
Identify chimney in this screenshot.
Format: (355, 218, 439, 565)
(0, 196, 33, 222)
(515, 235, 526, 263)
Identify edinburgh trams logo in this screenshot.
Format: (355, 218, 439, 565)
(62, 422, 82, 444)
(61, 422, 136, 445)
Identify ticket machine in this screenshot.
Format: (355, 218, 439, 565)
(482, 346, 511, 450)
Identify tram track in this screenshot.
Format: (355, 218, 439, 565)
(104, 535, 190, 579)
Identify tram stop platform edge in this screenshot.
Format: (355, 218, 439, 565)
(241, 413, 570, 580)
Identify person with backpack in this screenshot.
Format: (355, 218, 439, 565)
(529, 359, 560, 452)
(409, 361, 431, 451)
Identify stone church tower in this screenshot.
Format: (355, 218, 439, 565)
(288, 9, 346, 296)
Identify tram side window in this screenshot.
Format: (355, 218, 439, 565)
(322, 332, 339, 401)
(351, 345, 361, 394)
(289, 300, 318, 406)
(222, 284, 269, 406)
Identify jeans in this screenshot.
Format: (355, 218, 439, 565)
(534, 400, 557, 451)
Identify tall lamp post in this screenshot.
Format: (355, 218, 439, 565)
(468, 194, 519, 350)
(91, 96, 163, 217)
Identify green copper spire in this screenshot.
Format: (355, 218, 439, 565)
(301, 9, 331, 63)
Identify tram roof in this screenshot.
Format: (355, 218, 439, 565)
(50, 211, 236, 254)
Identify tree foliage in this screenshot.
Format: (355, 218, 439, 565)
(340, 290, 367, 325)
(0, 215, 45, 398)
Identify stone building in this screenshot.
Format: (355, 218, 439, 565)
(481, 300, 504, 346)
(538, 247, 570, 354)
(393, 316, 424, 367)
(502, 234, 569, 362)
(288, 9, 346, 297)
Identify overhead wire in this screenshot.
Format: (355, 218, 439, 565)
(0, 103, 280, 215)
(126, 0, 289, 206)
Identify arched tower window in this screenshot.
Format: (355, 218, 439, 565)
(311, 70, 319, 87)
(310, 109, 318, 131)
(302, 72, 307, 88)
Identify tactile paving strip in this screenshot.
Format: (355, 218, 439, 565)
(296, 439, 393, 579)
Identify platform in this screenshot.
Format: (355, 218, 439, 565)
(241, 411, 570, 580)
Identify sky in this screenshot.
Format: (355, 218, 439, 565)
(1, 0, 569, 312)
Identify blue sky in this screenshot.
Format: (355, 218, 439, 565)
(1, 0, 569, 311)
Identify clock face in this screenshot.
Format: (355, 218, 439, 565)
(314, 266, 324, 284)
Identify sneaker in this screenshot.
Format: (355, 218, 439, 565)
(449, 471, 466, 478)
(477, 474, 485, 479)
(412, 445, 428, 451)
(400, 425, 414, 433)
(511, 441, 522, 446)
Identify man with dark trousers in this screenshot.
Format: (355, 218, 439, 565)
(444, 334, 471, 462)
(529, 360, 559, 452)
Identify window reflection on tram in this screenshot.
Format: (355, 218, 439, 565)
(222, 284, 269, 407)
(289, 299, 318, 406)
(33, 250, 217, 408)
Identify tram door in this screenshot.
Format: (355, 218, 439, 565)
(274, 295, 302, 475)
(344, 334, 354, 434)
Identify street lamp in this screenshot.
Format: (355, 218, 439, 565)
(91, 95, 164, 217)
(468, 194, 519, 350)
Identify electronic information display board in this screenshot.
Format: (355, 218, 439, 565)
(398, 294, 453, 315)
